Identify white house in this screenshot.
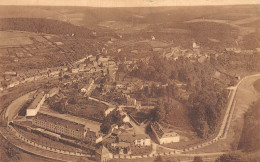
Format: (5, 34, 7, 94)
(159, 132, 180, 144)
(151, 122, 180, 144)
(133, 134, 151, 146)
(122, 115, 130, 123)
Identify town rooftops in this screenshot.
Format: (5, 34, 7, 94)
(27, 91, 45, 110)
(38, 111, 101, 133)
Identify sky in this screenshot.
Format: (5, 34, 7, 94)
(0, 0, 259, 7)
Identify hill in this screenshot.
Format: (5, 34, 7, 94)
(0, 18, 93, 38)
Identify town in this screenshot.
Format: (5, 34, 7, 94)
(1, 4, 260, 162)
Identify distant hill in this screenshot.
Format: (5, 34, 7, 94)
(0, 18, 93, 38)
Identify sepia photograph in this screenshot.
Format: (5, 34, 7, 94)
(0, 0, 259, 161)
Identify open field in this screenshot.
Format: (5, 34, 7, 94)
(238, 99, 260, 152)
(0, 31, 34, 47)
(253, 78, 260, 92)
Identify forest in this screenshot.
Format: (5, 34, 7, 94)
(130, 54, 229, 138)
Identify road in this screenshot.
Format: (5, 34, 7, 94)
(4, 90, 36, 121)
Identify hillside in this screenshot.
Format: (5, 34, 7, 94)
(0, 18, 93, 38)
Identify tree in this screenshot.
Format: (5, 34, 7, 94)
(5, 143, 21, 161)
(193, 156, 203, 162)
(154, 101, 166, 121)
(215, 154, 242, 162)
(154, 155, 163, 162)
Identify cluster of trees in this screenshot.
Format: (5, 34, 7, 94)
(3, 142, 21, 161)
(130, 54, 230, 138)
(130, 55, 215, 87)
(100, 110, 123, 134)
(216, 53, 260, 72)
(188, 82, 228, 138)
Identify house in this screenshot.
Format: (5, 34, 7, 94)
(26, 91, 46, 117)
(79, 64, 86, 72)
(81, 78, 94, 94)
(225, 48, 241, 54)
(116, 83, 125, 89)
(159, 132, 180, 144)
(193, 42, 200, 49)
(71, 67, 79, 73)
(111, 142, 131, 154)
(4, 71, 17, 76)
(126, 96, 136, 106)
(111, 128, 121, 137)
(88, 55, 96, 62)
(95, 146, 113, 162)
(198, 56, 207, 63)
(49, 68, 60, 77)
(122, 115, 130, 123)
(151, 122, 180, 144)
(104, 107, 115, 116)
(134, 134, 151, 146)
(136, 101, 142, 109)
(117, 132, 151, 147)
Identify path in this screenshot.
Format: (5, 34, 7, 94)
(5, 90, 36, 121)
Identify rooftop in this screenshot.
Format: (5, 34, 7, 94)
(38, 111, 101, 133)
(27, 91, 45, 110)
(118, 132, 150, 143)
(162, 132, 179, 138)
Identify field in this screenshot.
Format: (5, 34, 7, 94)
(237, 78, 260, 152)
(253, 78, 260, 92)
(0, 5, 259, 71)
(238, 99, 260, 152)
(0, 31, 34, 47)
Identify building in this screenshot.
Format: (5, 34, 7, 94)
(193, 42, 200, 49)
(151, 122, 180, 144)
(81, 78, 95, 95)
(4, 71, 17, 76)
(26, 91, 46, 117)
(95, 146, 113, 162)
(126, 96, 136, 106)
(133, 134, 151, 146)
(122, 115, 130, 123)
(32, 111, 102, 142)
(104, 107, 115, 116)
(118, 132, 151, 147)
(46, 87, 59, 98)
